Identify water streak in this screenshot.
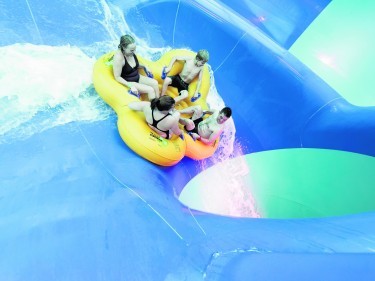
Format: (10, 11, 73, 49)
(25, 0, 44, 44)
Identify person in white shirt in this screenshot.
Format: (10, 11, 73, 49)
(178, 104, 232, 145)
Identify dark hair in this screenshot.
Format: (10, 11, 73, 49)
(150, 96, 175, 111)
(220, 107, 232, 118)
(118, 34, 135, 50)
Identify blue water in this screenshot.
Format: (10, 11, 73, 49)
(1, 0, 375, 280)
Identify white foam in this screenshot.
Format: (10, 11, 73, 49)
(0, 43, 111, 143)
(204, 65, 237, 163)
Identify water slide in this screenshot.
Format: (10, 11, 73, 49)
(1, 0, 375, 280)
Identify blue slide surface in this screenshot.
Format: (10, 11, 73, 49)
(1, 0, 375, 280)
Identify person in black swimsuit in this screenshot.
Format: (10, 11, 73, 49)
(128, 96, 184, 140)
(113, 34, 160, 100)
(121, 52, 140, 83)
(150, 103, 172, 139)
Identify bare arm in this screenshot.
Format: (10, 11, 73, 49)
(194, 68, 204, 96)
(138, 62, 151, 75)
(113, 52, 133, 88)
(138, 62, 146, 69)
(170, 123, 183, 137)
(165, 56, 190, 73)
(199, 130, 221, 145)
(204, 109, 217, 115)
(170, 112, 183, 136)
(128, 101, 150, 111)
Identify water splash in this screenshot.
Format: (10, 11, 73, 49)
(0, 44, 111, 144)
(201, 64, 238, 167)
(178, 66, 259, 218)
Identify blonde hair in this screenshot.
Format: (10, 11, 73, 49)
(118, 35, 135, 50)
(196, 49, 209, 62)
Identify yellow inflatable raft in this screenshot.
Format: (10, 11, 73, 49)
(92, 49, 219, 166)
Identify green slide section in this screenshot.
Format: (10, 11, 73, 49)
(289, 1, 375, 107)
(179, 149, 375, 219)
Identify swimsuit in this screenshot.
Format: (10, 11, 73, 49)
(121, 54, 140, 82)
(169, 75, 189, 93)
(185, 117, 203, 135)
(149, 110, 171, 139)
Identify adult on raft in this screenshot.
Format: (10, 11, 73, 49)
(113, 34, 160, 100)
(179, 103, 232, 145)
(128, 95, 184, 140)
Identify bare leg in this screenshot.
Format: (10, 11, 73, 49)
(133, 83, 156, 100)
(174, 90, 189, 103)
(161, 77, 172, 96)
(178, 105, 203, 120)
(139, 75, 159, 98)
(179, 117, 195, 131)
